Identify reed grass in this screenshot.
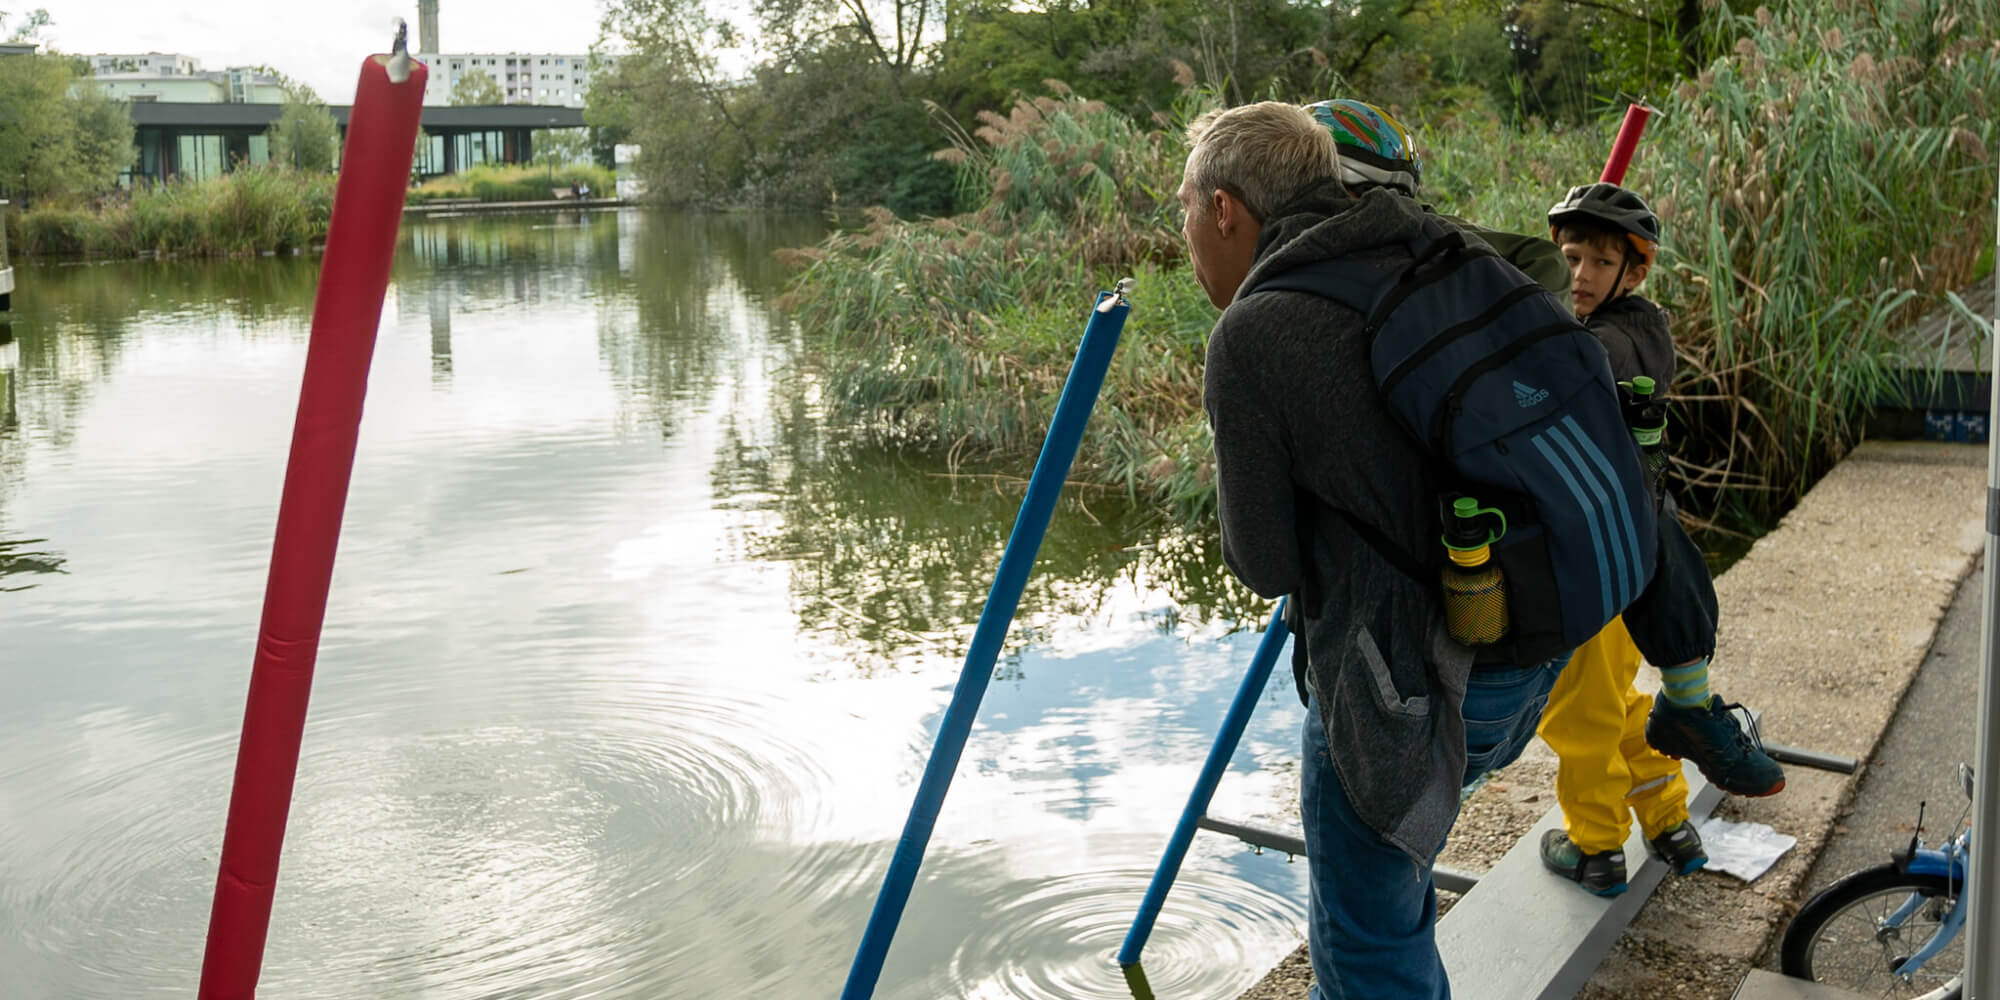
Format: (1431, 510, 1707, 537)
(12, 162, 621, 260)
(12, 168, 336, 258)
(781, 88, 1223, 522)
(408, 163, 616, 204)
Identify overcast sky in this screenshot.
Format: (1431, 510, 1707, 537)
(32, 1, 609, 100)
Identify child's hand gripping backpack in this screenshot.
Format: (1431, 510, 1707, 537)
(1245, 215, 1657, 665)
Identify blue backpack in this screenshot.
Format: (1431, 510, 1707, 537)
(1244, 215, 1658, 664)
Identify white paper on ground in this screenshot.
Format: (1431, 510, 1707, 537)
(1692, 815, 1797, 881)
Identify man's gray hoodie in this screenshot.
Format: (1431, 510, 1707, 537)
(1202, 185, 1474, 863)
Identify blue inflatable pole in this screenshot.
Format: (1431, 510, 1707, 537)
(840, 282, 1134, 1000)
(1116, 599, 1290, 966)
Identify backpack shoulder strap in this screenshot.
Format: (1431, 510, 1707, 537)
(1238, 257, 1392, 316)
(1313, 501, 1432, 587)
(1371, 217, 1506, 326)
(1291, 482, 1433, 597)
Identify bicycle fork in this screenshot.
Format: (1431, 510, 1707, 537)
(1885, 835, 1970, 984)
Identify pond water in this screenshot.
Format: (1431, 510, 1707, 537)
(0, 208, 1310, 999)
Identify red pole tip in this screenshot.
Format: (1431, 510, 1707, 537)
(1599, 103, 1653, 185)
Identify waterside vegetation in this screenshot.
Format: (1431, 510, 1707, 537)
(779, 1, 2000, 536)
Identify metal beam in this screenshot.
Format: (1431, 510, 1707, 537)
(1760, 741, 1859, 775)
(1195, 814, 1483, 896)
(1963, 158, 2000, 1000)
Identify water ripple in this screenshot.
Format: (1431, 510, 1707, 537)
(0, 676, 841, 998)
(946, 867, 1302, 1000)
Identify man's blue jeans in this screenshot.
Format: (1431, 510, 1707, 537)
(1303, 657, 1567, 1000)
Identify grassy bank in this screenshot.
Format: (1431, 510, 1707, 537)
(782, 3, 2000, 535)
(6, 162, 622, 260)
(10, 168, 335, 258)
(407, 163, 616, 204)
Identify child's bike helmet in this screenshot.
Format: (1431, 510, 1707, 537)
(1547, 182, 1661, 265)
(1306, 98, 1422, 196)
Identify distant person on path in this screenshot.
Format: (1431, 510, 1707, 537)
(1184, 100, 1571, 999)
(1534, 182, 1787, 897)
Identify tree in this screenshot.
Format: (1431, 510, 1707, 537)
(3, 7, 50, 43)
(530, 127, 594, 166)
(0, 41, 133, 202)
(591, 0, 760, 202)
(451, 69, 503, 106)
(1500, 0, 1716, 122)
(265, 83, 339, 171)
(756, 0, 945, 94)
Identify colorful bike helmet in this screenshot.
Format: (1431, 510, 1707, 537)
(1547, 182, 1661, 265)
(1306, 98, 1422, 196)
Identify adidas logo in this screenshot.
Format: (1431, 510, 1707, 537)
(1513, 381, 1550, 408)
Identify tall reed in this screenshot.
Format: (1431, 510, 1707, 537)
(782, 87, 1228, 521)
(12, 168, 336, 258)
(1632, 1, 1998, 527)
(408, 163, 616, 203)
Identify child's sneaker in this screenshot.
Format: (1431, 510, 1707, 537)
(1646, 820, 1708, 875)
(1539, 830, 1628, 897)
(1645, 695, 1787, 797)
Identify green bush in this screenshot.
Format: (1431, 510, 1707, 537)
(782, 89, 1215, 520)
(408, 163, 617, 203)
(13, 168, 335, 258)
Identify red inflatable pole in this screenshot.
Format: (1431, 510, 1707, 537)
(1599, 103, 1653, 184)
(197, 37, 425, 1000)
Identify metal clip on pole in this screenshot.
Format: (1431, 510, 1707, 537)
(1097, 277, 1135, 314)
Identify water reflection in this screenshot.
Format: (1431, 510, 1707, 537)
(0, 208, 1307, 999)
(716, 429, 1267, 671)
(0, 536, 65, 590)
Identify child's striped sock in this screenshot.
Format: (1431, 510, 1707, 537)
(1658, 657, 1711, 708)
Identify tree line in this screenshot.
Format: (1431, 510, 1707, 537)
(585, 0, 1726, 215)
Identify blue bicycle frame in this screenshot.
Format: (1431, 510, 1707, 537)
(1886, 828, 1971, 983)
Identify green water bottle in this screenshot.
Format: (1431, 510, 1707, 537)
(1441, 497, 1509, 646)
(1620, 375, 1670, 489)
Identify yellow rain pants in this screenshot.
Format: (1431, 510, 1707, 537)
(1536, 615, 1690, 854)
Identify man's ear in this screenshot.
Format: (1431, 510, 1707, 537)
(1211, 188, 1259, 237)
(1208, 189, 1233, 235)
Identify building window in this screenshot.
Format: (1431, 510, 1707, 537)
(176, 134, 224, 181)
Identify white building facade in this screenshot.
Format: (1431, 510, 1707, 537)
(85, 52, 201, 76)
(78, 53, 287, 104)
(421, 52, 603, 108)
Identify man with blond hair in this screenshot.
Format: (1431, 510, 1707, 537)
(1185, 101, 1570, 998)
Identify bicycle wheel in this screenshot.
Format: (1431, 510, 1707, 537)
(1780, 863, 1964, 1000)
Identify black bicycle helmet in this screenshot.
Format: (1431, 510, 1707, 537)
(1547, 182, 1660, 265)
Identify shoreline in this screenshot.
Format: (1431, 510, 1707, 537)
(402, 197, 634, 216)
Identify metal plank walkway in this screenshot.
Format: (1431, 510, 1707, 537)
(1435, 763, 1722, 999)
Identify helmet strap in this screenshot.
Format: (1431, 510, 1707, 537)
(1604, 254, 1633, 307)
